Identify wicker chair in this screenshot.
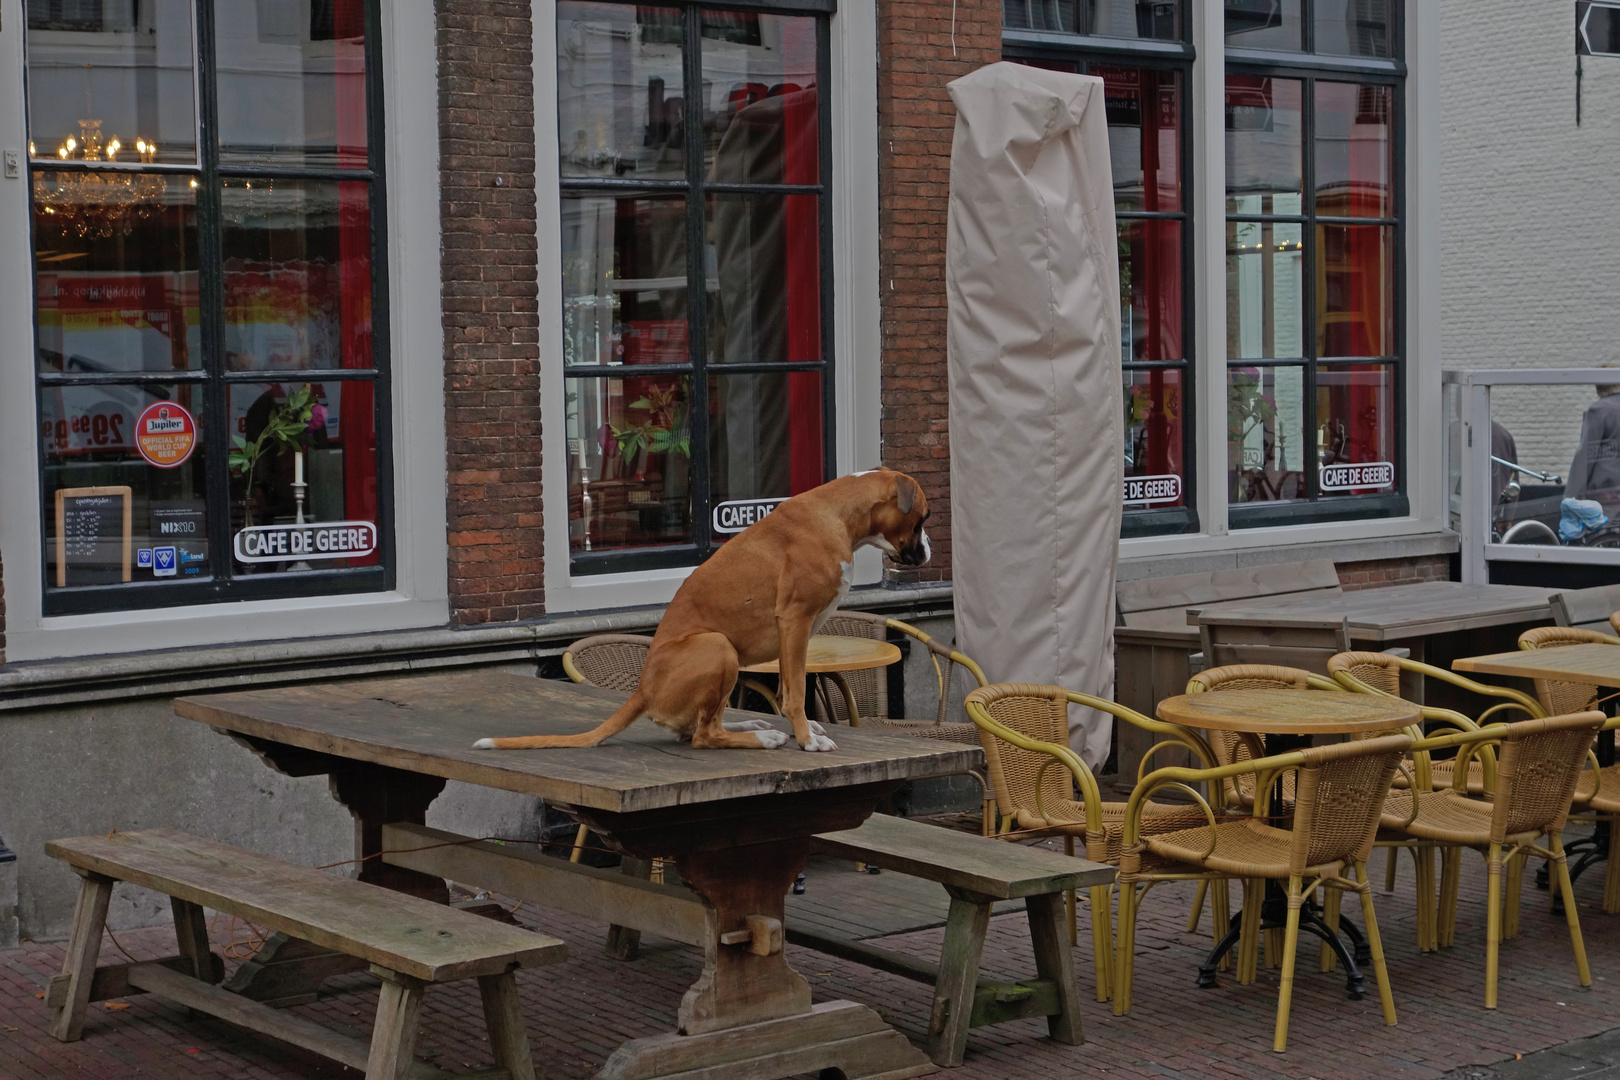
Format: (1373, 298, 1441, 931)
(1184, 665, 1346, 811)
(1115, 734, 1410, 1052)
(1384, 712, 1603, 1008)
(1611, 611, 1620, 637)
(1518, 626, 1611, 716)
(562, 634, 654, 693)
(964, 683, 1219, 1003)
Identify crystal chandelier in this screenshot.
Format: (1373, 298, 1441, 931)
(31, 119, 171, 239)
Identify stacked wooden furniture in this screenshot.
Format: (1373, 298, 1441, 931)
(45, 827, 564, 1080)
(1114, 560, 1343, 784)
(1549, 585, 1620, 636)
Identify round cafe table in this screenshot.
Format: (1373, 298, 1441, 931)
(1155, 689, 1421, 997)
(740, 635, 903, 728)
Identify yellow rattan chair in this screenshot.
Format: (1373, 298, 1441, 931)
(1185, 664, 1345, 812)
(1611, 611, 1620, 637)
(1518, 626, 1613, 715)
(1115, 734, 1410, 1052)
(964, 683, 1219, 1003)
(1384, 713, 1602, 1008)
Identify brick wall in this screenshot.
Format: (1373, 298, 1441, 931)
(1337, 554, 1451, 592)
(438, 1, 544, 626)
(876, 0, 1000, 582)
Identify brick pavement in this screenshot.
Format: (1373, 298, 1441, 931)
(3, 828, 1620, 1079)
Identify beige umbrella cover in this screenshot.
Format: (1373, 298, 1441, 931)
(945, 62, 1123, 769)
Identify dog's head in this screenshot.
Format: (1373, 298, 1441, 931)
(863, 469, 931, 567)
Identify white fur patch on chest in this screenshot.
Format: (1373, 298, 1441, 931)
(812, 560, 856, 636)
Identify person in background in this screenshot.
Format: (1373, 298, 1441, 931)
(1566, 376, 1620, 506)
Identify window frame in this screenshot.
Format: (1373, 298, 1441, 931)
(1224, 0, 1408, 529)
(1002, 4, 1200, 539)
(557, 0, 838, 577)
(24, 0, 397, 616)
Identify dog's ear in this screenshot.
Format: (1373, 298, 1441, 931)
(895, 474, 920, 515)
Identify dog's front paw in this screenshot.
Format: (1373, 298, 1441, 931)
(809, 720, 827, 736)
(753, 729, 791, 749)
(724, 718, 775, 732)
(800, 732, 838, 752)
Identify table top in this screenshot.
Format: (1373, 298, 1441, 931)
(1187, 582, 1555, 641)
(1156, 689, 1423, 734)
(174, 673, 979, 815)
(740, 635, 902, 674)
(1453, 643, 1620, 687)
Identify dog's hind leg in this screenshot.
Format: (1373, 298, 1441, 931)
(686, 634, 788, 749)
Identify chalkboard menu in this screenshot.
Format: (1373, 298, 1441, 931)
(54, 486, 133, 588)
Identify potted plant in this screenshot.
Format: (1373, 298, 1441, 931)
(229, 384, 325, 527)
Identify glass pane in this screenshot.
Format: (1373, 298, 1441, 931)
(25, 0, 197, 166)
(1003, 0, 1182, 41)
(41, 382, 208, 587)
(709, 371, 824, 538)
(1317, 364, 1396, 496)
(1316, 224, 1392, 358)
(214, 0, 369, 169)
(1315, 82, 1392, 219)
(561, 195, 689, 367)
(566, 375, 693, 553)
(1120, 219, 1183, 362)
(703, 12, 819, 183)
(707, 194, 821, 365)
(1226, 220, 1303, 360)
(1226, 76, 1303, 214)
(1228, 365, 1305, 503)
(1123, 367, 1186, 508)
(229, 380, 378, 569)
(1315, 0, 1391, 57)
(33, 171, 199, 373)
(1224, 0, 1302, 50)
(557, 3, 686, 180)
(1099, 66, 1180, 213)
(221, 179, 374, 372)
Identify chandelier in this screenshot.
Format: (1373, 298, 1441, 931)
(31, 119, 172, 239)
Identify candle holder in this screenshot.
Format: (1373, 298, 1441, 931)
(289, 450, 312, 572)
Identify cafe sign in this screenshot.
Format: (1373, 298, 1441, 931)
(712, 497, 787, 534)
(1122, 473, 1181, 507)
(1319, 461, 1395, 491)
(234, 521, 378, 563)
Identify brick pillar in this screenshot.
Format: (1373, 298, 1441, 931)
(876, 0, 1000, 582)
(438, 2, 544, 626)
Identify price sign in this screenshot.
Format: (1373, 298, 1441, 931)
(54, 486, 132, 588)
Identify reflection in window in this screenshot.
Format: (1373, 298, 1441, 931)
(1004, 0, 1182, 40)
(1225, 76, 1303, 214)
(1229, 365, 1304, 503)
(1124, 368, 1184, 505)
(1100, 66, 1180, 213)
(1317, 364, 1395, 495)
(561, 195, 688, 367)
(1224, 0, 1302, 50)
(708, 194, 821, 366)
(1317, 224, 1392, 358)
(1226, 220, 1303, 360)
(566, 375, 694, 552)
(1120, 219, 1182, 362)
(1314, 82, 1392, 219)
(1314, 0, 1390, 58)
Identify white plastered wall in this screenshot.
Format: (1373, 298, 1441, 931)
(0, 2, 449, 661)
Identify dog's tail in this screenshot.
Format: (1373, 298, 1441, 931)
(472, 691, 646, 750)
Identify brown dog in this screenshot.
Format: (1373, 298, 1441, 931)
(473, 469, 931, 752)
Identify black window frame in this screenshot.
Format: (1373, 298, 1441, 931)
(1002, 0, 1199, 539)
(25, 0, 396, 616)
(1224, 0, 1407, 529)
(558, 0, 838, 577)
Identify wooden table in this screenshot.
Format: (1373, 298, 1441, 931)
(1453, 642, 1620, 687)
(740, 634, 903, 727)
(1156, 689, 1421, 996)
(176, 672, 978, 1080)
(1189, 581, 1555, 708)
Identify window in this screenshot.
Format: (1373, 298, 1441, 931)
(1224, 0, 1403, 526)
(26, 0, 391, 614)
(1003, 2, 1196, 537)
(557, 2, 833, 574)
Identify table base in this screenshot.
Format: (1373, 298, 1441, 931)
(1197, 889, 1370, 1000)
(596, 1000, 934, 1080)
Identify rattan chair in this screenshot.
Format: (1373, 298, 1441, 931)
(1611, 611, 1620, 638)
(1386, 713, 1603, 1007)
(809, 611, 997, 833)
(1115, 734, 1410, 1052)
(964, 683, 1219, 1003)
(1518, 626, 1611, 716)
(560, 635, 656, 863)
(1184, 665, 1345, 811)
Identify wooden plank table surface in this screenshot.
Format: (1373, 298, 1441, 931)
(1453, 642, 1620, 687)
(175, 672, 973, 1080)
(1156, 689, 1422, 734)
(1187, 581, 1555, 640)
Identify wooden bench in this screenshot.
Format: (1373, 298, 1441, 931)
(44, 828, 566, 1080)
(787, 814, 1113, 1068)
(1551, 585, 1620, 636)
(1114, 559, 1343, 784)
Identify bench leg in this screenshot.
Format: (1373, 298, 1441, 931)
(51, 871, 115, 1042)
(366, 968, 426, 1080)
(928, 888, 991, 1067)
(171, 897, 216, 982)
(478, 970, 537, 1080)
(1026, 892, 1084, 1046)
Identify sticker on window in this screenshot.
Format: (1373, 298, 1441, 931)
(1122, 474, 1182, 506)
(234, 521, 378, 563)
(712, 498, 787, 534)
(1319, 462, 1395, 491)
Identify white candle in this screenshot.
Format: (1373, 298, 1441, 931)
(294, 450, 304, 485)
